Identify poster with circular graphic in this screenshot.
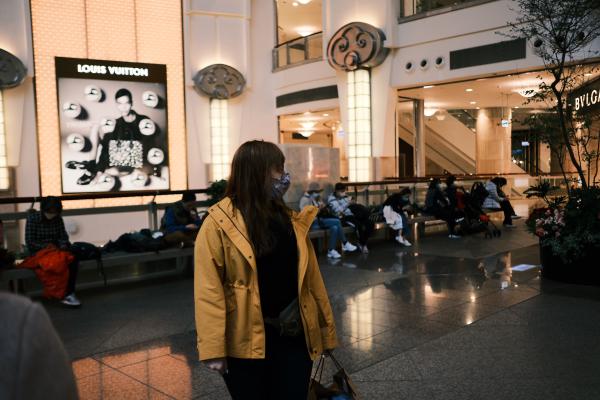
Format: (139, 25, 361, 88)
(55, 57, 169, 193)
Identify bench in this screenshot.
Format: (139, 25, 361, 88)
(0, 247, 194, 294)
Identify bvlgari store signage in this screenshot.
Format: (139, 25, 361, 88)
(569, 77, 600, 115)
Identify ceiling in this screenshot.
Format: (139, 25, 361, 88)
(276, 0, 323, 44)
(397, 68, 600, 111)
(279, 108, 340, 137)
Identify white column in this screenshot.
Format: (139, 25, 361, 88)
(414, 99, 426, 177)
(210, 99, 230, 181)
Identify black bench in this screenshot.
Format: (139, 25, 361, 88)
(0, 247, 194, 294)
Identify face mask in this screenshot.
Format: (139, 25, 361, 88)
(44, 212, 58, 220)
(402, 195, 410, 201)
(272, 172, 291, 198)
(336, 192, 345, 198)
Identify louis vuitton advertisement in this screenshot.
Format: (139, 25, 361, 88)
(56, 57, 169, 193)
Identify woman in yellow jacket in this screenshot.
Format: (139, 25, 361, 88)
(194, 140, 338, 399)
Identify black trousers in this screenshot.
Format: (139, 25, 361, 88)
(223, 325, 313, 400)
(429, 206, 458, 235)
(342, 215, 374, 246)
(499, 200, 514, 225)
(66, 259, 79, 295)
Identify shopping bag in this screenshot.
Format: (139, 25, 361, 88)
(308, 351, 361, 400)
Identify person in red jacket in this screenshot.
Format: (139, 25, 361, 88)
(25, 196, 81, 307)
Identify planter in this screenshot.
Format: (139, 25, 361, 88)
(539, 243, 600, 285)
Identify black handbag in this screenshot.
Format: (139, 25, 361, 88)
(309, 351, 361, 400)
(264, 297, 303, 337)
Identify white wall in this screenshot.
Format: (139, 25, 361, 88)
(0, 0, 39, 198)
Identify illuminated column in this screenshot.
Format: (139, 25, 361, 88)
(209, 99, 230, 181)
(476, 108, 513, 174)
(0, 90, 8, 189)
(347, 69, 372, 182)
(193, 64, 246, 182)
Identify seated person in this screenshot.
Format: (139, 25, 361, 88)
(424, 178, 463, 239)
(483, 177, 519, 228)
(383, 188, 412, 247)
(25, 196, 81, 307)
(327, 183, 374, 254)
(161, 191, 202, 247)
(299, 182, 357, 259)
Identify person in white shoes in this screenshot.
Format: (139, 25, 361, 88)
(383, 188, 413, 247)
(299, 182, 358, 259)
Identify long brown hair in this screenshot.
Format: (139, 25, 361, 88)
(225, 140, 291, 257)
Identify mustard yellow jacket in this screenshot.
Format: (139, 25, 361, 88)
(194, 197, 338, 361)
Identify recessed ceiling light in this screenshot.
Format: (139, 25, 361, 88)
(303, 111, 311, 115)
(322, 113, 329, 117)
(476, 107, 481, 109)
(297, 0, 311, 4)
(296, 27, 316, 37)
(514, 106, 520, 109)
(423, 85, 434, 89)
(584, 73, 593, 76)
(292, 1, 299, 6)
(465, 88, 474, 92)
(470, 101, 477, 105)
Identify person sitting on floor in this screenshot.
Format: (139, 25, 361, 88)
(383, 187, 413, 247)
(327, 183, 374, 254)
(161, 191, 202, 247)
(25, 196, 81, 307)
(299, 182, 357, 259)
(424, 178, 464, 239)
(483, 177, 520, 228)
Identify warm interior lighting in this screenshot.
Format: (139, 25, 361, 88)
(0, 90, 9, 190)
(423, 85, 434, 89)
(516, 88, 537, 98)
(296, 26, 316, 37)
(347, 69, 371, 182)
(322, 113, 329, 117)
(300, 121, 316, 129)
(470, 101, 477, 105)
(299, 130, 314, 137)
(210, 99, 230, 181)
(465, 88, 473, 92)
(297, 0, 312, 4)
(424, 108, 437, 117)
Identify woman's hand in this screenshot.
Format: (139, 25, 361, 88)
(203, 358, 228, 375)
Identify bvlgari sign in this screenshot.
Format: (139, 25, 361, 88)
(569, 77, 600, 114)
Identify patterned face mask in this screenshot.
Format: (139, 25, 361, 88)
(272, 172, 291, 198)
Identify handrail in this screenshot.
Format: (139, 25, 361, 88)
(274, 31, 323, 49)
(0, 188, 209, 206)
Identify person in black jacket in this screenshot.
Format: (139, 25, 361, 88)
(424, 178, 463, 239)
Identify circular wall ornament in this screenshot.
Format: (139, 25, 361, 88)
(84, 85, 102, 102)
(327, 22, 389, 71)
(147, 148, 165, 165)
(142, 91, 159, 108)
(193, 64, 246, 99)
(63, 102, 82, 119)
(100, 118, 116, 134)
(0, 49, 27, 89)
(139, 118, 156, 135)
(66, 133, 86, 152)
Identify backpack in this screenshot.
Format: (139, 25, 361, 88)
(470, 182, 489, 207)
(70, 242, 106, 287)
(104, 229, 166, 253)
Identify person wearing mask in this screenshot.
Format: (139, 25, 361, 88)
(383, 188, 413, 246)
(299, 182, 357, 259)
(161, 191, 202, 247)
(424, 178, 463, 239)
(327, 183, 374, 254)
(25, 196, 81, 307)
(195, 140, 338, 400)
(0, 292, 78, 399)
(483, 177, 519, 228)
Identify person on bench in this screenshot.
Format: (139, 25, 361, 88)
(383, 188, 412, 247)
(299, 182, 357, 259)
(424, 178, 463, 239)
(161, 191, 202, 247)
(483, 177, 520, 228)
(327, 183, 374, 254)
(25, 196, 81, 307)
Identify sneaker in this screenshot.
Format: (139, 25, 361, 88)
(360, 245, 369, 254)
(395, 236, 412, 247)
(61, 293, 81, 307)
(448, 234, 462, 239)
(511, 215, 522, 220)
(342, 242, 358, 252)
(455, 217, 465, 223)
(504, 224, 516, 229)
(327, 249, 342, 259)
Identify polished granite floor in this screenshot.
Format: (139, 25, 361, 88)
(39, 219, 600, 399)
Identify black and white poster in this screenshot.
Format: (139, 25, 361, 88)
(56, 57, 169, 193)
